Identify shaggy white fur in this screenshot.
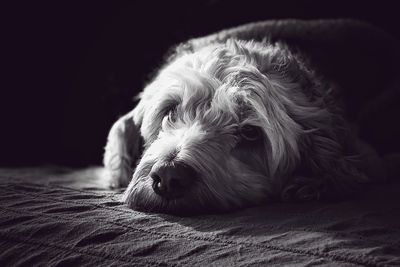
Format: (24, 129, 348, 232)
(104, 38, 376, 215)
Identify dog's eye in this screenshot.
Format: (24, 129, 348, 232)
(166, 106, 178, 122)
(240, 125, 262, 141)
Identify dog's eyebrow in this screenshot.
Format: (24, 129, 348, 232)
(162, 71, 218, 118)
(159, 98, 180, 113)
(154, 83, 183, 107)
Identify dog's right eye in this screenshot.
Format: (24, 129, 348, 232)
(166, 106, 178, 122)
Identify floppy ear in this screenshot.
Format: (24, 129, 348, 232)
(103, 108, 143, 188)
(281, 92, 369, 202)
(237, 40, 369, 201)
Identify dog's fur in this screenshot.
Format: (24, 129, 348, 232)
(103, 38, 384, 215)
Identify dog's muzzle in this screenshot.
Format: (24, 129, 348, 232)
(150, 162, 196, 200)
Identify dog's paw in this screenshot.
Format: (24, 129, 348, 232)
(103, 111, 141, 188)
(103, 156, 133, 188)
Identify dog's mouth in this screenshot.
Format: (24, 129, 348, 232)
(123, 177, 231, 216)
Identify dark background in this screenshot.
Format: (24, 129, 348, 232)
(2, 0, 399, 167)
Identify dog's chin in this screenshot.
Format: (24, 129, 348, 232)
(130, 198, 221, 217)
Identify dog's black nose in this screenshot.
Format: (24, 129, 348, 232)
(150, 163, 196, 199)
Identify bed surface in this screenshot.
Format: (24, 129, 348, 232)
(0, 167, 399, 266)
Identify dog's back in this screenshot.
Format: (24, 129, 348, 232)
(177, 19, 400, 155)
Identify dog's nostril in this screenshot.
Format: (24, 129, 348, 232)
(152, 179, 163, 193)
(150, 173, 164, 193)
(151, 172, 161, 183)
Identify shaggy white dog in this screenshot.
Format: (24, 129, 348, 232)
(103, 35, 383, 215)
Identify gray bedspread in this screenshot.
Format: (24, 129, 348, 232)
(0, 167, 399, 266)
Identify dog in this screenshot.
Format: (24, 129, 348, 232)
(103, 24, 391, 215)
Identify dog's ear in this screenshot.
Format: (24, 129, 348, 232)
(103, 108, 144, 188)
(281, 97, 369, 202)
(236, 40, 368, 201)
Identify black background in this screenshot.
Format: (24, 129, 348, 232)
(2, 0, 399, 167)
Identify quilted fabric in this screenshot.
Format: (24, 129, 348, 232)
(0, 167, 399, 266)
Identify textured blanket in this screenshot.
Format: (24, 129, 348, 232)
(0, 167, 399, 266)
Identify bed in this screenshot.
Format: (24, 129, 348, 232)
(0, 167, 399, 266)
(1, 20, 400, 266)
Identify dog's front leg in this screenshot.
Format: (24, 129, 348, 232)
(103, 110, 142, 188)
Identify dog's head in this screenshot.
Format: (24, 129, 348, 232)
(122, 39, 338, 215)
